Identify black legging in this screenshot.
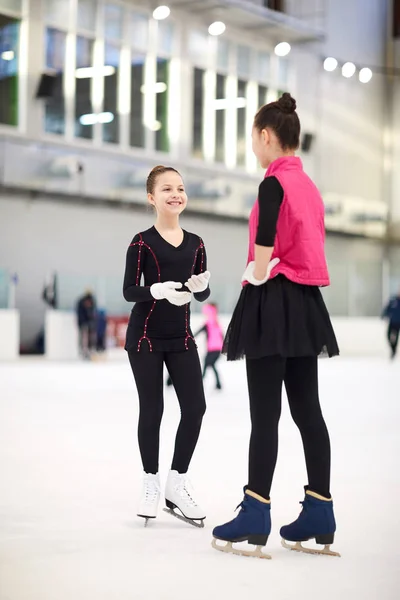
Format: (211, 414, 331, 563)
(128, 342, 206, 474)
(246, 355, 331, 499)
(203, 351, 222, 388)
(388, 323, 400, 357)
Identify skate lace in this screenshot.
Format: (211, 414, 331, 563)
(175, 477, 198, 507)
(144, 479, 160, 504)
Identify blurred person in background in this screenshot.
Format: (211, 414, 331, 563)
(197, 303, 224, 390)
(166, 302, 224, 390)
(382, 290, 400, 359)
(96, 308, 107, 353)
(76, 290, 97, 359)
(212, 93, 339, 559)
(123, 165, 210, 528)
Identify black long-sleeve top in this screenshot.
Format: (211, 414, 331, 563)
(255, 176, 284, 247)
(123, 226, 210, 352)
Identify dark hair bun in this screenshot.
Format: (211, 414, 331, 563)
(277, 93, 297, 114)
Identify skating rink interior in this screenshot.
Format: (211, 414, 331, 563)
(0, 351, 399, 600)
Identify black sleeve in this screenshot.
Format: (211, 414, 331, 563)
(122, 234, 154, 303)
(255, 176, 284, 247)
(193, 240, 211, 302)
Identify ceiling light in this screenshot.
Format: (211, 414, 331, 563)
(359, 67, 373, 83)
(153, 6, 170, 20)
(1, 50, 14, 61)
(76, 66, 116, 78)
(274, 42, 291, 57)
(342, 62, 356, 78)
(208, 21, 226, 36)
(323, 57, 338, 72)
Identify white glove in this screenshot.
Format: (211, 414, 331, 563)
(184, 271, 211, 293)
(150, 281, 192, 306)
(241, 258, 280, 286)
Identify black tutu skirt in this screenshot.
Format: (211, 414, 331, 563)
(223, 275, 339, 361)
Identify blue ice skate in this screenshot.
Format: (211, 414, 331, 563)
(280, 489, 340, 557)
(212, 489, 271, 559)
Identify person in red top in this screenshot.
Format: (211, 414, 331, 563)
(212, 94, 339, 559)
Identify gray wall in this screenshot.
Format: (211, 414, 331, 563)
(0, 192, 390, 346)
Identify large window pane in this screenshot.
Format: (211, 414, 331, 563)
(44, 28, 66, 135)
(130, 11, 148, 50)
(192, 67, 204, 159)
(104, 4, 123, 40)
(215, 73, 226, 163)
(277, 58, 289, 88)
(237, 79, 247, 167)
(45, 0, 70, 25)
(0, 14, 19, 126)
(77, 0, 96, 33)
(75, 36, 94, 140)
(155, 58, 169, 153)
(157, 20, 174, 55)
(257, 51, 270, 82)
(188, 30, 208, 66)
(258, 84, 268, 108)
(103, 43, 119, 144)
(217, 38, 230, 71)
(0, 1, 22, 11)
(130, 54, 145, 148)
(237, 45, 250, 79)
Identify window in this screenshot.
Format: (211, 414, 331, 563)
(104, 3, 123, 40)
(0, 14, 19, 127)
(77, 0, 97, 33)
(217, 38, 230, 72)
(215, 73, 226, 163)
(237, 80, 247, 167)
(277, 58, 289, 88)
(157, 20, 174, 55)
(393, 0, 400, 37)
(75, 36, 94, 140)
(263, 0, 285, 12)
(192, 67, 204, 159)
(130, 11, 148, 50)
(188, 30, 208, 66)
(103, 43, 119, 144)
(256, 51, 270, 83)
(45, 0, 70, 25)
(258, 84, 268, 109)
(130, 54, 145, 148)
(155, 58, 170, 152)
(237, 45, 250, 79)
(44, 28, 66, 135)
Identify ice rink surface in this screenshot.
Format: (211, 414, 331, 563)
(1, 354, 399, 600)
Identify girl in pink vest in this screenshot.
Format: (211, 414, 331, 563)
(212, 94, 339, 559)
(197, 303, 224, 390)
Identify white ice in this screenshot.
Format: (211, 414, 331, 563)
(0, 354, 399, 600)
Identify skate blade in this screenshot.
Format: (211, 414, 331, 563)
(212, 538, 271, 560)
(281, 539, 341, 557)
(163, 508, 205, 528)
(137, 515, 156, 528)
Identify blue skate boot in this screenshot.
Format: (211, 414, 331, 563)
(212, 489, 271, 559)
(280, 489, 340, 557)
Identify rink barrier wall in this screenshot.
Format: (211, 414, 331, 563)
(0, 309, 20, 360)
(41, 312, 389, 360)
(45, 310, 79, 360)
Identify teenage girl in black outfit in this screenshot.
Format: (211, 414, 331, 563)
(123, 165, 210, 527)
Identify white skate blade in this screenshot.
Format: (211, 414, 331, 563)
(212, 538, 271, 560)
(281, 539, 341, 557)
(163, 507, 205, 528)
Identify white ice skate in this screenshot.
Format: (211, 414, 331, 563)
(137, 472, 161, 526)
(164, 470, 206, 528)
